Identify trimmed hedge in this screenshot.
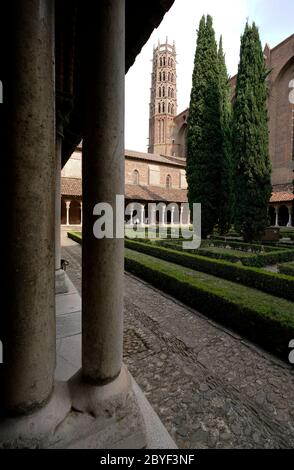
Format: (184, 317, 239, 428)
(125, 239, 294, 302)
(68, 231, 82, 244)
(279, 262, 294, 277)
(156, 239, 294, 267)
(125, 248, 294, 361)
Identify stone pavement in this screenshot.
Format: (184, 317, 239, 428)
(61, 233, 294, 449)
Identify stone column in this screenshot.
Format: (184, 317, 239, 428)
(65, 200, 71, 226)
(2, 0, 55, 414)
(141, 205, 145, 226)
(80, 201, 83, 226)
(180, 205, 184, 225)
(287, 205, 293, 227)
(129, 203, 134, 226)
(55, 121, 68, 294)
(188, 210, 191, 226)
(161, 206, 166, 226)
(275, 206, 279, 227)
(82, 0, 125, 384)
(171, 207, 175, 226)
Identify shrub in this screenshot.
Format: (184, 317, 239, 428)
(125, 239, 294, 302)
(125, 248, 294, 361)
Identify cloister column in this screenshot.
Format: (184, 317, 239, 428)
(275, 206, 279, 227)
(180, 205, 184, 225)
(80, 201, 83, 226)
(141, 205, 145, 226)
(161, 206, 166, 225)
(287, 205, 293, 227)
(129, 203, 134, 226)
(171, 207, 175, 226)
(81, 0, 125, 384)
(2, 0, 55, 414)
(65, 200, 71, 226)
(55, 117, 68, 294)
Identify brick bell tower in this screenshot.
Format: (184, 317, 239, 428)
(148, 38, 177, 156)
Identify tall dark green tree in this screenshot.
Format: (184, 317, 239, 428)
(232, 22, 272, 242)
(186, 15, 223, 239)
(217, 36, 233, 234)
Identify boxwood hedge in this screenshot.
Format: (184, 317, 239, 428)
(125, 248, 294, 361)
(125, 239, 294, 302)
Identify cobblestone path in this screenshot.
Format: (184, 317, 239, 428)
(62, 237, 294, 449)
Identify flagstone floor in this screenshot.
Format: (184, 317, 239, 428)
(61, 232, 294, 449)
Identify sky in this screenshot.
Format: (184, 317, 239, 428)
(125, 0, 294, 152)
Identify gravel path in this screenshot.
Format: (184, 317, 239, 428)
(61, 235, 294, 449)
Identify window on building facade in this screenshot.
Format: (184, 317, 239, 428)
(166, 175, 172, 188)
(132, 170, 139, 185)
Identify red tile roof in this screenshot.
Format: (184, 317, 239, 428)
(125, 149, 186, 167)
(61, 178, 188, 203)
(61, 178, 82, 197)
(125, 184, 187, 203)
(270, 191, 294, 203)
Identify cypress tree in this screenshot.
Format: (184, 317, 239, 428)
(186, 15, 223, 239)
(217, 36, 233, 235)
(232, 22, 272, 242)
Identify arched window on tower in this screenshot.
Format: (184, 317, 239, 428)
(171, 104, 174, 115)
(162, 87, 165, 97)
(163, 71, 166, 81)
(159, 57, 162, 67)
(163, 57, 166, 66)
(168, 72, 171, 82)
(158, 103, 161, 113)
(171, 59, 173, 67)
(166, 175, 172, 189)
(168, 57, 170, 66)
(132, 170, 139, 185)
(159, 87, 161, 98)
(171, 73, 174, 82)
(162, 102, 165, 113)
(168, 103, 171, 114)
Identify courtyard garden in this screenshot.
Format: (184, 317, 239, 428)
(68, 231, 294, 363)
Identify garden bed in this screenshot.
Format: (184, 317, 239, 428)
(125, 248, 294, 361)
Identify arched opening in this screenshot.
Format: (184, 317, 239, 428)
(268, 206, 276, 226)
(162, 86, 165, 97)
(159, 72, 162, 81)
(168, 72, 171, 81)
(132, 169, 139, 185)
(162, 102, 165, 113)
(168, 103, 171, 113)
(61, 199, 67, 225)
(158, 103, 161, 113)
(279, 205, 289, 227)
(163, 56, 166, 66)
(163, 71, 166, 81)
(69, 199, 81, 225)
(166, 175, 172, 189)
(171, 88, 174, 98)
(158, 87, 161, 98)
(159, 57, 162, 67)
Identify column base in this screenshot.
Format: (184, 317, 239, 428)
(55, 268, 69, 295)
(0, 367, 149, 449)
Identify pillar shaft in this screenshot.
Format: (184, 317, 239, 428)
(55, 134, 62, 271)
(82, 0, 125, 384)
(2, 0, 55, 414)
